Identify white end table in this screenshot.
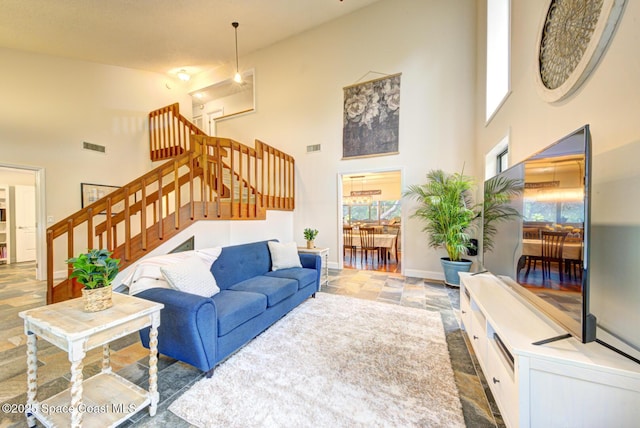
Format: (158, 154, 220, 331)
(298, 247, 329, 290)
(19, 293, 163, 428)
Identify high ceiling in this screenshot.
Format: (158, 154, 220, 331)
(0, 0, 381, 78)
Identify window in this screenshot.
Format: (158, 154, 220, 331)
(486, 0, 511, 122)
(523, 200, 584, 224)
(343, 200, 401, 225)
(496, 147, 509, 173)
(485, 131, 510, 180)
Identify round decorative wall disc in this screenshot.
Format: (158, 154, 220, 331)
(535, 0, 627, 103)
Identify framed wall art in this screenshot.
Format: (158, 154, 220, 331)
(81, 183, 119, 208)
(342, 73, 401, 159)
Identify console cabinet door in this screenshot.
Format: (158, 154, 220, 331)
(486, 338, 518, 427)
(528, 358, 640, 428)
(470, 302, 488, 362)
(460, 285, 472, 332)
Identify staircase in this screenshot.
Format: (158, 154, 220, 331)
(46, 103, 295, 304)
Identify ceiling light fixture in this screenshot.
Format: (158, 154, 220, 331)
(177, 69, 190, 81)
(343, 176, 375, 205)
(232, 21, 242, 83)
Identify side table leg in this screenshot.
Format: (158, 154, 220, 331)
(69, 358, 84, 428)
(148, 312, 160, 416)
(102, 344, 111, 373)
(25, 332, 37, 428)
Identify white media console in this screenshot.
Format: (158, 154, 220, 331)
(459, 272, 640, 428)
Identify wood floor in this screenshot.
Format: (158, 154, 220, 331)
(342, 249, 401, 273)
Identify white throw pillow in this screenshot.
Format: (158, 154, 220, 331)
(268, 241, 302, 271)
(122, 247, 222, 296)
(194, 247, 223, 266)
(126, 275, 172, 296)
(160, 255, 220, 297)
(124, 263, 172, 296)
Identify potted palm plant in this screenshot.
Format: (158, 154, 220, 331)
(481, 174, 523, 254)
(405, 169, 480, 286)
(66, 249, 120, 312)
(303, 228, 319, 249)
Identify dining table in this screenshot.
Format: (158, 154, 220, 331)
(522, 238, 583, 260)
(351, 232, 399, 260)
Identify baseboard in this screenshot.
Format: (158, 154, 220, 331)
(403, 269, 444, 282)
(327, 261, 340, 270)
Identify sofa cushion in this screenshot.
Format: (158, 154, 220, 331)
(229, 276, 298, 307)
(265, 268, 317, 291)
(212, 290, 267, 336)
(211, 240, 273, 290)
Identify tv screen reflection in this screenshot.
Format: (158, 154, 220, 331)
(518, 153, 585, 297)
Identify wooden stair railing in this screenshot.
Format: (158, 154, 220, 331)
(148, 102, 294, 210)
(47, 132, 295, 304)
(194, 136, 296, 214)
(149, 103, 206, 162)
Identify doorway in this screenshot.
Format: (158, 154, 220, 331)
(207, 109, 225, 136)
(339, 170, 402, 273)
(0, 165, 46, 280)
(15, 185, 37, 262)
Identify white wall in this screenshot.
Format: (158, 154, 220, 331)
(476, 0, 640, 166)
(0, 168, 36, 186)
(0, 47, 191, 227)
(342, 172, 402, 202)
(193, 0, 477, 278)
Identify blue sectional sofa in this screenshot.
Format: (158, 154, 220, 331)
(136, 240, 321, 376)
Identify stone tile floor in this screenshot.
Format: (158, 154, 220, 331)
(0, 263, 503, 427)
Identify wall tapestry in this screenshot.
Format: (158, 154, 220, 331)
(342, 73, 401, 159)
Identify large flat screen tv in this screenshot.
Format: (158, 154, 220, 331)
(481, 125, 596, 344)
(482, 125, 640, 363)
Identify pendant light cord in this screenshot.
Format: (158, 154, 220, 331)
(232, 22, 240, 75)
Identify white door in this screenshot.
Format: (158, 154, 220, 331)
(15, 185, 36, 262)
(207, 109, 224, 136)
(193, 115, 203, 130)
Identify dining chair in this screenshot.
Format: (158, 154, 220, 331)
(359, 227, 378, 266)
(343, 226, 356, 264)
(541, 230, 568, 282)
(523, 227, 539, 239)
(383, 225, 400, 264)
(524, 229, 542, 277)
(564, 240, 584, 281)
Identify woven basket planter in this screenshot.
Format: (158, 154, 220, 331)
(82, 285, 113, 312)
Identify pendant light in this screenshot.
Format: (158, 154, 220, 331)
(232, 22, 242, 83)
(177, 69, 190, 81)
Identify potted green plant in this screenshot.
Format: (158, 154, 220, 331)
(481, 174, 523, 254)
(66, 249, 120, 312)
(303, 228, 319, 249)
(404, 169, 480, 286)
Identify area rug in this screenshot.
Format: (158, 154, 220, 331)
(169, 292, 465, 427)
